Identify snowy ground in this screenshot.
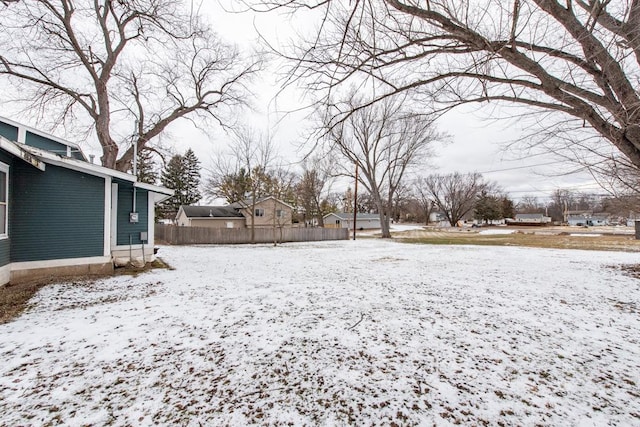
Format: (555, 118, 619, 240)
(1, 240, 640, 426)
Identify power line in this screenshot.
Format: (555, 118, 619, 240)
(478, 160, 567, 174)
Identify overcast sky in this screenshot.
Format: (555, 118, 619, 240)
(178, 2, 602, 203)
(1, 1, 603, 203)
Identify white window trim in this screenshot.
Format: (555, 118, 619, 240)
(255, 208, 264, 217)
(0, 162, 8, 239)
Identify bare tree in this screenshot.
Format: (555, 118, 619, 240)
(246, 0, 640, 175)
(206, 127, 275, 243)
(517, 195, 545, 214)
(296, 155, 335, 227)
(423, 172, 487, 226)
(0, 0, 260, 171)
(323, 95, 440, 238)
(413, 177, 437, 225)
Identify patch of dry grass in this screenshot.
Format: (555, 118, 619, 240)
(395, 230, 640, 252)
(0, 280, 50, 324)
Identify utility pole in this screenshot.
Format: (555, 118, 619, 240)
(353, 163, 358, 240)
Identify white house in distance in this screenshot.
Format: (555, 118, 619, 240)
(323, 213, 381, 230)
(567, 213, 610, 227)
(507, 213, 552, 225)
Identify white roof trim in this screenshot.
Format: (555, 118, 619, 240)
(18, 144, 173, 197)
(0, 136, 46, 170)
(134, 181, 174, 197)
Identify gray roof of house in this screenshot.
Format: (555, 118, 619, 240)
(181, 205, 244, 218)
(324, 212, 380, 220)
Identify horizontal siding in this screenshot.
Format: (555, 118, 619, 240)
(11, 162, 105, 262)
(116, 182, 149, 246)
(0, 239, 8, 267)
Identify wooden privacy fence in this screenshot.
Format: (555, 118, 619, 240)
(155, 224, 349, 245)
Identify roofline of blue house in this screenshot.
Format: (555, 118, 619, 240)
(4, 137, 174, 201)
(0, 115, 86, 160)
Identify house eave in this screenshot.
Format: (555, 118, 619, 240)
(0, 136, 46, 170)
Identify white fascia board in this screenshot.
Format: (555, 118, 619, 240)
(0, 136, 46, 170)
(21, 144, 132, 179)
(134, 181, 174, 197)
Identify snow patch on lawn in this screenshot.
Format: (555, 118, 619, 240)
(478, 229, 517, 235)
(1, 240, 639, 426)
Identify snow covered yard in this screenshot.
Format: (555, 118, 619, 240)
(1, 240, 639, 426)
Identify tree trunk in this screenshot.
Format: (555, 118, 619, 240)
(100, 135, 119, 170)
(250, 196, 256, 244)
(379, 213, 392, 238)
(273, 202, 277, 246)
(378, 198, 392, 238)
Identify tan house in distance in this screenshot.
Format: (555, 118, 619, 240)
(176, 196, 294, 229)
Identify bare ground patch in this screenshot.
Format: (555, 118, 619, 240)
(0, 258, 172, 324)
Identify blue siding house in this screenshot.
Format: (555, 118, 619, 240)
(0, 116, 173, 285)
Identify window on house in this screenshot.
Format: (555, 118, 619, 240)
(0, 163, 7, 237)
(276, 209, 284, 218)
(255, 208, 264, 217)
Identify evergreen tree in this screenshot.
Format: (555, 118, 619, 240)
(474, 190, 502, 224)
(182, 148, 202, 205)
(158, 149, 202, 221)
(501, 197, 515, 220)
(136, 148, 158, 185)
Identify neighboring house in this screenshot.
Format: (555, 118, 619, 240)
(176, 196, 295, 229)
(567, 214, 589, 226)
(230, 197, 294, 228)
(507, 213, 552, 225)
(568, 213, 610, 226)
(427, 211, 450, 227)
(590, 214, 610, 226)
(429, 211, 447, 223)
(0, 116, 173, 285)
(176, 206, 245, 228)
(323, 213, 381, 230)
(564, 209, 592, 223)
